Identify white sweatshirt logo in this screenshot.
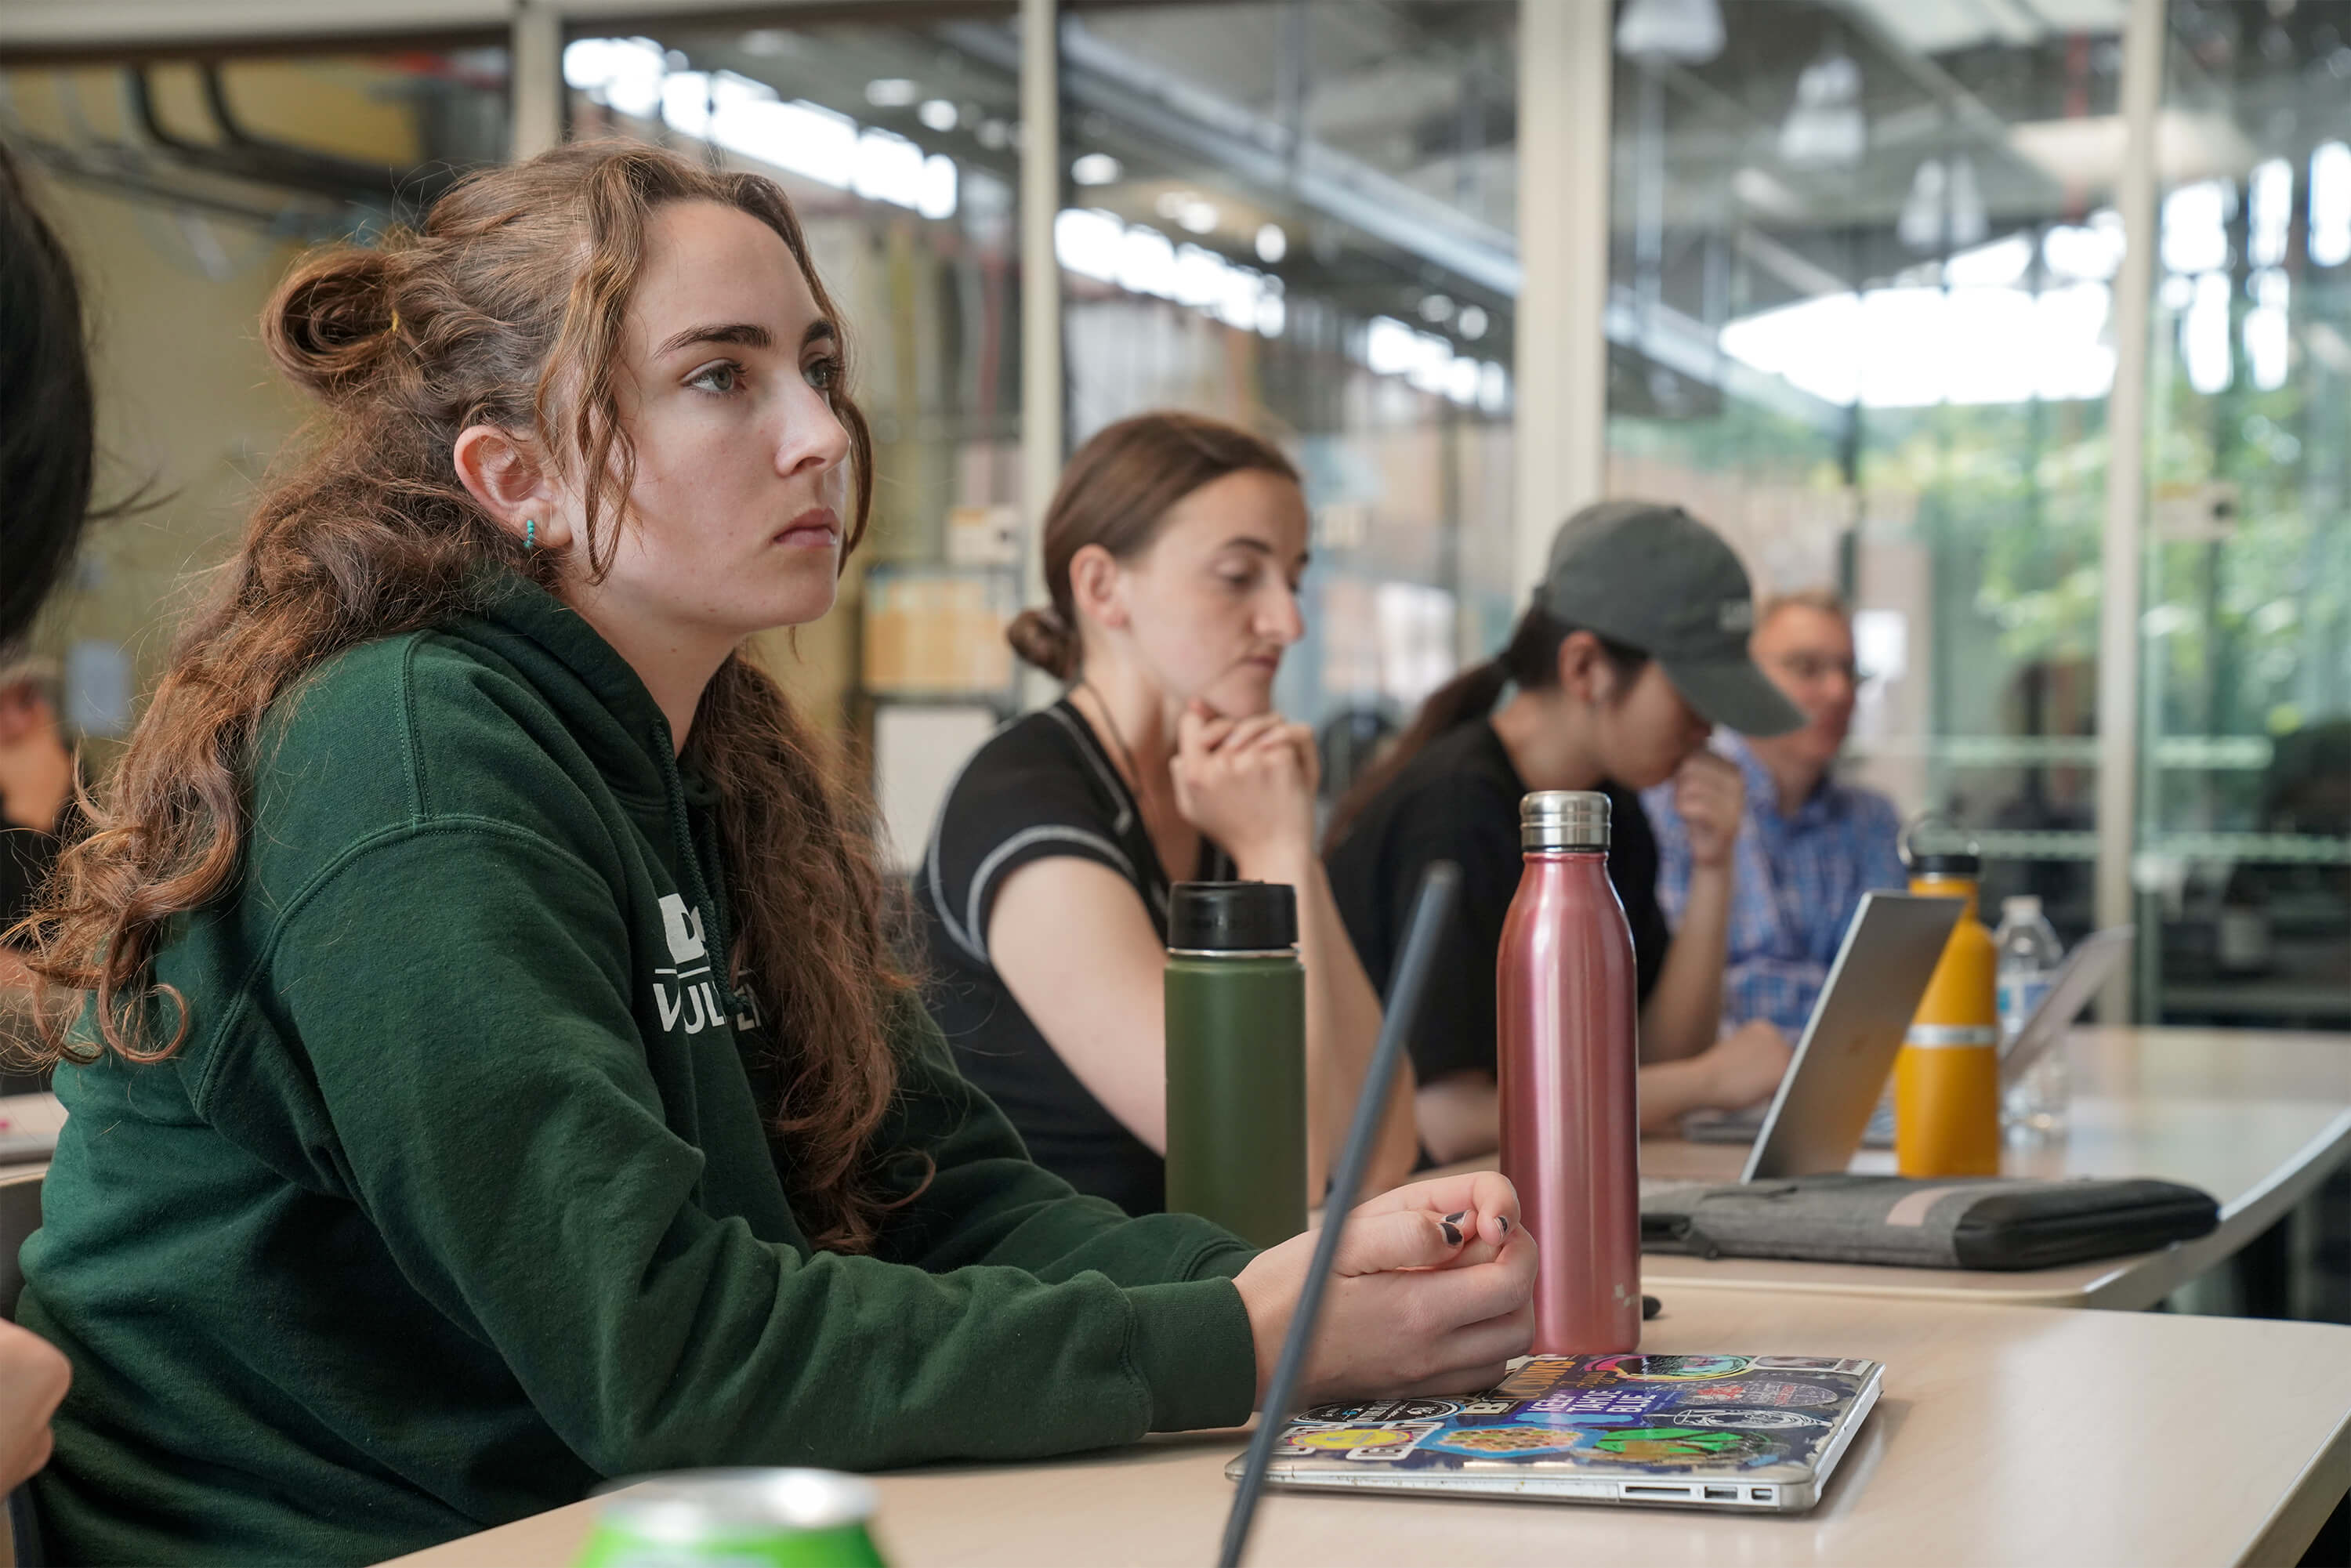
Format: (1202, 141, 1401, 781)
(660, 894, 706, 962)
(653, 893, 759, 1035)
(654, 893, 723, 1034)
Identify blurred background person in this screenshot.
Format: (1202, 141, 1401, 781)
(1325, 501, 1803, 1164)
(0, 654, 80, 992)
(918, 412, 1417, 1217)
(0, 138, 83, 1497)
(1645, 588, 1906, 1038)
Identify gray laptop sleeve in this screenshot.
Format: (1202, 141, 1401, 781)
(1640, 1174, 2219, 1269)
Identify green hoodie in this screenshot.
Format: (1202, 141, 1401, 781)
(20, 576, 1259, 1566)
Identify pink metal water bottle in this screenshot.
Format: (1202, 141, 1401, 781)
(1498, 790, 1642, 1354)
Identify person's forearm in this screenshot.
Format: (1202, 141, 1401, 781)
(1415, 1073, 1499, 1166)
(1420, 1061, 1712, 1155)
(1241, 845, 1419, 1198)
(1640, 864, 1730, 1062)
(1635, 1055, 1723, 1133)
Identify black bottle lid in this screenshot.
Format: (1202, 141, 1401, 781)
(1902, 813, 1982, 877)
(1168, 881, 1299, 953)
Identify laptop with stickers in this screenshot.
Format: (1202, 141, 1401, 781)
(1229, 1353, 1882, 1512)
(1215, 867, 1882, 1545)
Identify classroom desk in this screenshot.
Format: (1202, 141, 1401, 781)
(1441, 1027, 2351, 1310)
(380, 1288, 2351, 1568)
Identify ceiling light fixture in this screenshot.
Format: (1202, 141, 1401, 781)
(1778, 48, 1865, 169)
(1614, 0, 1726, 62)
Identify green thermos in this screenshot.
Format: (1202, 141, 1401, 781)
(1163, 880, 1308, 1248)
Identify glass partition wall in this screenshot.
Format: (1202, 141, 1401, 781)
(1603, 2, 2128, 947)
(2138, 2, 2350, 1027)
(1600, 0, 2344, 1024)
(0, 49, 510, 766)
(1049, 0, 1520, 800)
(4, 0, 2340, 1023)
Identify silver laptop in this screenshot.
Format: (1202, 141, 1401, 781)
(1672, 892, 1961, 1182)
(1233, 1353, 1884, 1512)
(1998, 926, 2134, 1088)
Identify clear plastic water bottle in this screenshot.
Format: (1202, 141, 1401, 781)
(1994, 895, 2068, 1141)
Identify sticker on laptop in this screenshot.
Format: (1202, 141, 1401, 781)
(1423, 1425, 1592, 1458)
(1588, 1427, 1784, 1464)
(1669, 1379, 1839, 1409)
(1276, 1422, 1441, 1462)
(1296, 1398, 1462, 1425)
(1520, 1386, 1676, 1423)
(1647, 1407, 1834, 1431)
(1585, 1354, 1755, 1382)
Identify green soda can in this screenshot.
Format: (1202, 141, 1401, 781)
(574, 1469, 886, 1568)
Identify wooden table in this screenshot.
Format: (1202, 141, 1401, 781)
(382, 1288, 2351, 1568)
(1633, 1027, 2349, 1311)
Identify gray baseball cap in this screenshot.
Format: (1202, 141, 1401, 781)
(1534, 500, 1803, 737)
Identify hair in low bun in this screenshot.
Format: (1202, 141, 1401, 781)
(264, 243, 404, 400)
(1006, 605, 1078, 679)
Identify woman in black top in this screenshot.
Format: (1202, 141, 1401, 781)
(918, 412, 1417, 1215)
(1325, 501, 1804, 1164)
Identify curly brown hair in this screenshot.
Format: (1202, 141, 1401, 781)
(12, 142, 913, 1253)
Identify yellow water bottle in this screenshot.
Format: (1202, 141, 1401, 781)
(1894, 820, 2001, 1177)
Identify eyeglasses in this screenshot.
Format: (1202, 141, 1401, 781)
(1767, 653, 1870, 685)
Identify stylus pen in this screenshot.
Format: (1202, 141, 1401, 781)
(1218, 862, 1461, 1568)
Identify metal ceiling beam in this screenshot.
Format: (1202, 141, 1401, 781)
(944, 11, 1841, 436)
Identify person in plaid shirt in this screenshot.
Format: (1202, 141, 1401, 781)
(1644, 590, 1907, 1038)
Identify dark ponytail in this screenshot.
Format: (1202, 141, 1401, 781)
(1324, 606, 1648, 848)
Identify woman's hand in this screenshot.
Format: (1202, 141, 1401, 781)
(1230, 1172, 1534, 1407)
(1170, 702, 1317, 866)
(0, 1321, 70, 1490)
(1671, 750, 1747, 871)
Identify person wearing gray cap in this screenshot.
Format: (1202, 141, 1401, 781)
(1325, 500, 1805, 1164)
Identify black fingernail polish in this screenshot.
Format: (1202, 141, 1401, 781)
(1496, 1215, 1511, 1234)
(1444, 1211, 1467, 1225)
(1440, 1220, 1463, 1247)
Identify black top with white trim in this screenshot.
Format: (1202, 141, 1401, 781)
(915, 699, 1227, 1217)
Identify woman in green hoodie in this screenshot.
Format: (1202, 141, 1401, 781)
(9, 143, 1534, 1566)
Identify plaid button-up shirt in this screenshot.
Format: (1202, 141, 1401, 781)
(1642, 733, 1907, 1037)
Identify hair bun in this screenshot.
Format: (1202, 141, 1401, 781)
(1005, 606, 1077, 680)
(263, 244, 402, 400)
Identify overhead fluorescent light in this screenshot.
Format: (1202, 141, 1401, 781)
(2007, 110, 2257, 190)
(1779, 50, 1865, 170)
(1614, 0, 1725, 62)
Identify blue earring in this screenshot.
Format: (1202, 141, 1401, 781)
(523, 518, 536, 552)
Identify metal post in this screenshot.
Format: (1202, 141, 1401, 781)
(1512, 0, 1612, 601)
(2096, 0, 2164, 1020)
(509, 1, 563, 161)
(1019, 0, 1063, 642)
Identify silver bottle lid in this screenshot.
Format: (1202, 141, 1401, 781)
(1520, 790, 1610, 852)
